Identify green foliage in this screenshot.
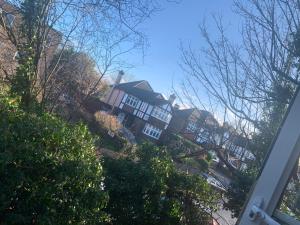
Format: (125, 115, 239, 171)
(196, 159, 209, 172)
(103, 143, 219, 225)
(0, 96, 108, 225)
(10, 0, 47, 109)
(11, 45, 37, 109)
(88, 119, 128, 152)
(162, 134, 203, 158)
(224, 80, 295, 217)
(224, 170, 256, 218)
(206, 152, 212, 162)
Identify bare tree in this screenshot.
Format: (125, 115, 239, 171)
(180, 0, 300, 131)
(0, 0, 163, 108)
(43, 48, 110, 111)
(174, 0, 300, 174)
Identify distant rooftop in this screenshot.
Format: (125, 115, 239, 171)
(115, 80, 170, 105)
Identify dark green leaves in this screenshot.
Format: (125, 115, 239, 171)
(0, 97, 109, 225)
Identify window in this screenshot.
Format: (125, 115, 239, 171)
(186, 121, 197, 132)
(143, 123, 162, 140)
(151, 106, 171, 122)
(0, 9, 15, 28)
(146, 105, 153, 114)
(196, 128, 212, 144)
(140, 102, 148, 112)
(6, 13, 15, 28)
(196, 132, 210, 144)
(137, 111, 144, 118)
(144, 114, 149, 121)
(45, 36, 53, 48)
(125, 95, 139, 108)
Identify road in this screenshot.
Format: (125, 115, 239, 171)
(214, 204, 237, 225)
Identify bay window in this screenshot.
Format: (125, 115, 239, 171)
(143, 123, 162, 140)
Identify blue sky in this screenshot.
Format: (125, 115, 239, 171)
(121, 0, 241, 97)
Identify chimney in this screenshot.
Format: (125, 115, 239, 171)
(168, 94, 176, 105)
(115, 70, 124, 85)
(174, 104, 180, 110)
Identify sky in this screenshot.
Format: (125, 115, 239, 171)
(121, 0, 242, 99)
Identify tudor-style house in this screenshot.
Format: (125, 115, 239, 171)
(0, 0, 62, 81)
(222, 132, 255, 170)
(103, 74, 175, 142)
(169, 107, 219, 145)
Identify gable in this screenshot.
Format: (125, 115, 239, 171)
(190, 109, 201, 119)
(155, 93, 164, 99)
(134, 81, 153, 91)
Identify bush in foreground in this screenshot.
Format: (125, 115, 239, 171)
(0, 97, 108, 225)
(103, 143, 219, 225)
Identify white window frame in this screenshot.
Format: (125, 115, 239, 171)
(140, 102, 148, 112)
(151, 106, 172, 123)
(238, 90, 300, 225)
(146, 105, 153, 114)
(186, 121, 197, 132)
(196, 128, 211, 144)
(137, 111, 144, 118)
(143, 114, 149, 121)
(125, 95, 139, 108)
(142, 123, 162, 140)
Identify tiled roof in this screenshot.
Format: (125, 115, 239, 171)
(116, 80, 146, 89)
(174, 108, 212, 118)
(115, 81, 169, 105)
(173, 108, 219, 128)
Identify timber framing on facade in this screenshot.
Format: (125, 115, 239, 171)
(103, 78, 174, 142)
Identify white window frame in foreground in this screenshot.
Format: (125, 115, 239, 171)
(238, 89, 300, 225)
(125, 95, 139, 108)
(143, 123, 162, 140)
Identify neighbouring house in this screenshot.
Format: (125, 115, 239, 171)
(0, 0, 62, 81)
(222, 134, 255, 170)
(169, 107, 255, 171)
(102, 73, 175, 142)
(169, 107, 219, 145)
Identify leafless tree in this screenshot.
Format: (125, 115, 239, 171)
(42, 48, 110, 111)
(180, 0, 300, 131)
(174, 0, 300, 174)
(0, 0, 163, 108)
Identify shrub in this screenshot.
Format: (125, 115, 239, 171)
(93, 111, 128, 151)
(103, 143, 219, 225)
(0, 96, 108, 225)
(94, 111, 122, 134)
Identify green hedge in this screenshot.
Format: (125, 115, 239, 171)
(0, 96, 108, 225)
